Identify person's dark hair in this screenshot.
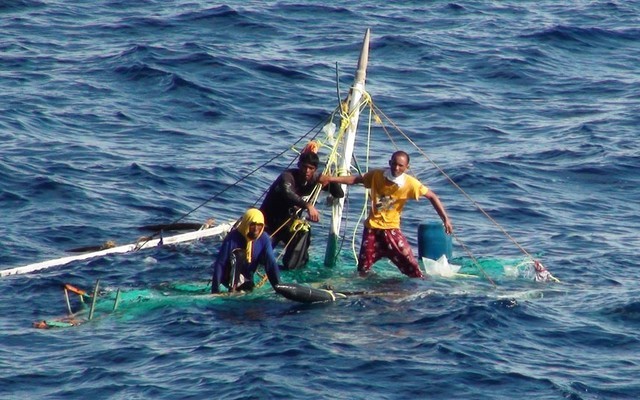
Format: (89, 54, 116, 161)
(391, 150, 410, 164)
(298, 151, 319, 168)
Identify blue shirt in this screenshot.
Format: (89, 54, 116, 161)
(211, 229, 280, 293)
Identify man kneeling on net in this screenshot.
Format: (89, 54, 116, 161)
(211, 208, 281, 293)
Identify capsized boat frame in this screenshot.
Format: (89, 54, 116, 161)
(27, 27, 560, 329)
(33, 279, 117, 329)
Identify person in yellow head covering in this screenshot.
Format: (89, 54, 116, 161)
(211, 209, 281, 293)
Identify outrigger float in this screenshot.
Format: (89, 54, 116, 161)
(2, 222, 234, 278)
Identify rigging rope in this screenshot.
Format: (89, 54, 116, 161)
(368, 102, 558, 282)
(139, 69, 556, 284)
(131, 113, 336, 252)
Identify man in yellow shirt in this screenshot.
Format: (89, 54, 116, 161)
(319, 151, 453, 277)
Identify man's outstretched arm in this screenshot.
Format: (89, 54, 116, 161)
(424, 190, 453, 235)
(318, 174, 364, 186)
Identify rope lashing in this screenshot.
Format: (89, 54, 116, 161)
(289, 218, 310, 233)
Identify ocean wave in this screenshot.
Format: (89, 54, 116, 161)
(112, 61, 164, 83)
(524, 25, 640, 47)
(178, 5, 240, 22)
(604, 300, 640, 325)
(0, 0, 45, 12)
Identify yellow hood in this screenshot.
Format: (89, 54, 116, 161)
(236, 208, 265, 263)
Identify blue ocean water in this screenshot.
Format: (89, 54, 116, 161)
(2, 1, 640, 399)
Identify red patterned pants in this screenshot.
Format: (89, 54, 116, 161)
(357, 227, 423, 278)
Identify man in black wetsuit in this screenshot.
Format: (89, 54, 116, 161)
(260, 150, 344, 270)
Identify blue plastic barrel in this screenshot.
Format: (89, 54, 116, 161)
(417, 221, 452, 260)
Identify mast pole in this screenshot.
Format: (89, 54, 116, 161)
(324, 29, 370, 267)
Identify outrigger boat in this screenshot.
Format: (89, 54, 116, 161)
(25, 29, 376, 328)
(12, 28, 557, 328)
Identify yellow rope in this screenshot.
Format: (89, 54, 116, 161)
(322, 90, 372, 178)
(350, 104, 374, 262)
(255, 271, 268, 289)
(270, 216, 293, 238)
(318, 90, 374, 262)
(290, 218, 310, 233)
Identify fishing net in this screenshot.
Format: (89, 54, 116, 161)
(422, 255, 551, 282)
